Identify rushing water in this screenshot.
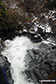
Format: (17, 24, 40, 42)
(1, 36, 35, 84)
(1, 9, 56, 84)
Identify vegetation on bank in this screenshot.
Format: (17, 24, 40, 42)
(0, 1, 19, 30)
(0, 0, 56, 30)
(0, 0, 31, 30)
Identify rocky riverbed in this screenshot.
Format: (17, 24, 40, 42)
(0, 0, 56, 84)
(0, 11, 56, 84)
(0, 36, 56, 84)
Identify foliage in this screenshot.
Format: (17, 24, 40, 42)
(0, 0, 56, 30)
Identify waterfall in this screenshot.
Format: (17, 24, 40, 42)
(1, 36, 34, 84)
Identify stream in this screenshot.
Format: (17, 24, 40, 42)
(0, 10, 56, 84)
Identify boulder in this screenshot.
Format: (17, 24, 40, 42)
(25, 42, 56, 83)
(0, 55, 13, 84)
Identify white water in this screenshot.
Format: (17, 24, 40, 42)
(1, 36, 55, 84)
(1, 36, 34, 84)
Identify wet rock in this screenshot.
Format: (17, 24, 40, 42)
(31, 35, 42, 43)
(39, 42, 56, 50)
(0, 38, 5, 51)
(22, 21, 51, 42)
(0, 55, 13, 84)
(52, 25, 56, 36)
(0, 19, 52, 43)
(25, 42, 56, 83)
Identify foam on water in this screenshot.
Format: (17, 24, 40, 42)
(1, 36, 34, 84)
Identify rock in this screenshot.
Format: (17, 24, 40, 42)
(0, 38, 5, 51)
(31, 35, 42, 43)
(0, 55, 13, 84)
(52, 25, 56, 37)
(0, 28, 16, 40)
(39, 42, 56, 50)
(25, 42, 56, 83)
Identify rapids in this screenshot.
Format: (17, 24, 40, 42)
(1, 36, 35, 84)
(1, 10, 56, 84)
